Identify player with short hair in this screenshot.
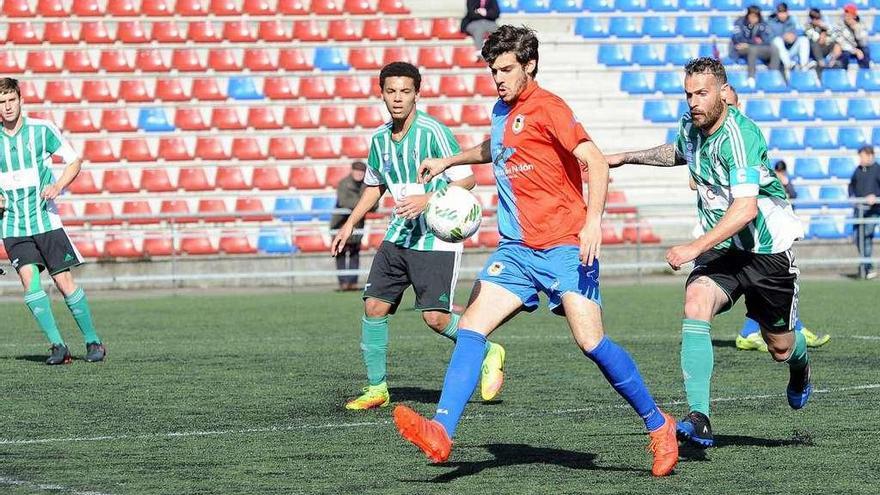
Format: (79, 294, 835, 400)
(330, 62, 506, 410)
(605, 57, 813, 448)
(394, 26, 679, 477)
(0, 77, 105, 365)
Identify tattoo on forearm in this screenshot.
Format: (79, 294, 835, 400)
(622, 144, 686, 167)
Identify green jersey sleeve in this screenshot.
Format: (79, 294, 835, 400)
(721, 122, 766, 198)
(364, 136, 384, 186)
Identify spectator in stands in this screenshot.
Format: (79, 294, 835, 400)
(804, 8, 839, 74)
(769, 3, 812, 71)
(331, 161, 370, 291)
(731, 5, 782, 81)
(460, 0, 500, 50)
(773, 160, 797, 199)
(849, 145, 880, 279)
(830, 3, 872, 69)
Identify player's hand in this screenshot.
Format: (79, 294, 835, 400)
(578, 218, 602, 267)
(666, 243, 702, 271)
(418, 158, 448, 184)
(603, 153, 626, 168)
(41, 184, 61, 200)
(855, 49, 865, 60)
(396, 193, 430, 220)
(330, 223, 354, 256)
(866, 193, 877, 206)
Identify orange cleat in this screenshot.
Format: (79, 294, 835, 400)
(647, 412, 679, 477)
(393, 405, 452, 463)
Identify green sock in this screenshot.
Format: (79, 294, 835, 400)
(785, 330, 809, 371)
(25, 284, 64, 346)
(361, 315, 389, 386)
(440, 313, 492, 353)
(681, 319, 713, 416)
(65, 287, 101, 344)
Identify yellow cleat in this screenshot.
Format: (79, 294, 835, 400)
(345, 383, 390, 410)
(801, 328, 831, 348)
(735, 332, 768, 352)
(480, 342, 506, 401)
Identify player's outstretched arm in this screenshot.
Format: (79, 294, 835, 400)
(605, 144, 686, 168)
(42, 158, 83, 200)
(330, 185, 385, 256)
(572, 141, 608, 266)
(419, 139, 491, 184)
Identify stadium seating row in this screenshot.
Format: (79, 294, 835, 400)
(659, 119, 880, 148)
(787, 157, 860, 179)
(1, 0, 410, 17)
(504, 0, 880, 13)
(578, 16, 880, 39)
(620, 67, 880, 93)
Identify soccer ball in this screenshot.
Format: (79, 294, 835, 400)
(425, 185, 482, 243)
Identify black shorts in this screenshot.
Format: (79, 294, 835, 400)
(3, 228, 84, 276)
(686, 248, 799, 333)
(364, 241, 460, 314)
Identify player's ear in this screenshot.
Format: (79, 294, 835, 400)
(524, 60, 536, 78)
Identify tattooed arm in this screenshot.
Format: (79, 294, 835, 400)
(604, 144, 687, 168)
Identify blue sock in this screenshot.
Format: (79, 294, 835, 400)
(739, 317, 760, 338)
(585, 336, 665, 432)
(433, 329, 486, 438)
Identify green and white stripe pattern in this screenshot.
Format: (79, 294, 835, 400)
(364, 110, 469, 252)
(0, 118, 74, 238)
(675, 107, 803, 254)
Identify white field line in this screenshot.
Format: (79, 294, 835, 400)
(0, 383, 877, 447)
(0, 476, 111, 495)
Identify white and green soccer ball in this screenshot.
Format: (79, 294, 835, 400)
(425, 185, 483, 243)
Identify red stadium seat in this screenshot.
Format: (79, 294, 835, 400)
(289, 167, 322, 189)
(344, 0, 375, 13)
(120, 139, 155, 162)
(44, 81, 77, 103)
(606, 190, 637, 214)
(135, 49, 169, 72)
(192, 78, 225, 101)
(181, 235, 218, 255)
(82, 80, 114, 103)
(3, 0, 34, 17)
(354, 106, 384, 128)
(80, 21, 112, 43)
(63, 51, 97, 73)
(253, 167, 286, 190)
(141, 0, 173, 15)
(378, 0, 409, 13)
(474, 74, 497, 97)
(68, 170, 101, 193)
(161, 200, 197, 224)
(37, 0, 68, 16)
(82, 140, 116, 163)
(324, 166, 349, 188)
(349, 48, 381, 70)
(172, 49, 205, 72)
(195, 137, 230, 160)
(418, 47, 451, 69)
(243, 0, 274, 14)
(439, 76, 471, 97)
(156, 79, 189, 101)
(277, 0, 307, 14)
(334, 76, 368, 99)
(85, 202, 118, 226)
(103, 169, 138, 193)
(431, 18, 466, 39)
(107, 0, 137, 15)
(208, 49, 241, 71)
(426, 105, 459, 126)
(199, 199, 235, 223)
(264, 77, 297, 100)
(247, 108, 281, 130)
(105, 237, 142, 258)
(453, 47, 485, 68)
(152, 21, 185, 42)
(71, 0, 102, 15)
(211, 108, 244, 130)
(158, 138, 193, 161)
(236, 198, 272, 222)
(141, 169, 176, 192)
(44, 21, 76, 44)
(99, 50, 133, 73)
(0, 53, 23, 74)
(210, 0, 240, 15)
(64, 110, 97, 133)
(6, 23, 39, 44)
(304, 137, 338, 159)
(293, 20, 326, 42)
(383, 47, 415, 66)
(26, 52, 60, 73)
(295, 233, 328, 253)
(480, 192, 498, 216)
(176, 0, 208, 15)
(223, 21, 257, 42)
(278, 49, 311, 71)
(101, 109, 136, 132)
(73, 236, 102, 258)
(341, 136, 368, 158)
(231, 138, 266, 161)
(461, 104, 490, 126)
(187, 21, 222, 43)
(119, 80, 153, 102)
(319, 107, 352, 129)
(179, 168, 213, 191)
(602, 223, 623, 244)
(117, 21, 149, 43)
(220, 232, 257, 254)
(311, 0, 343, 14)
(398, 19, 430, 40)
(174, 108, 207, 130)
(122, 200, 159, 226)
(362, 19, 394, 41)
(298, 78, 331, 100)
(243, 49, 276, 71)
(621, 220, 661, 244)
(268, 137, 302, 159)
(144, 236, 175, 256)
(258, 20, 291, 42)
(27, 110, 54, 122)
(328, 19, 359, 41)
(56, 203, 82, 227)
(367, 228, 385, 249)
(472, 164, 495, 186)
(479, 229, 500, 248)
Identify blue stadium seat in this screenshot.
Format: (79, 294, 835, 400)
(632, 44, 664, 66)
(643, 100, 678, 122)
(839, 0, 868, 6)
(829, 157, 857, 178)
(137, 108, 174, 132)
(676, 100, 691, 117)
(727, 71, 756, 94)
(609, 17, 641, 37)
(871, 42, 880, 64)
(779, 100, 812, 121)
(838, 127, 869, 149)
(575, 17, 608, 37)
(615, 0, 647, 10)
(808, 216, 844, 239)
(792, 186, 815, 208)
(647, 0, 677, 10)
(675, 16, 708, 37)
(621, 72, 653, 93)
(310, 196, 336, 221)
(818, 186, 849, 208)
(847, 99, 879, 120)
(821, 69, 855, 92)
(814, 99, 845, 121)
(228, 77, 263, 100)
(856, 69, 880, 91)
(549, 0, 580, 11)
(655, 72, 683, 93)
(313, 47, 350, 71)
(499, 0, 518, 12)
(679, 0, 710, 10)
(711, 0, 741, 10)
(804, 128, 836, 149)
(874, 127, 880, 146)
(786, 0, 806, 8)
(751, 0, 774, 8)
(665, 44, 698, 65)
(756, 71, 787, 93)
(598, 44, 629, 65)
(258, 229, 294, 253)
(769, 128, 802, 150)
(745, 100, 778, 121)
(807, 0, 836, 8)
(697, 42, 717, 58)
(642, 17, 675, 37)
(582, 0, 615, 11)
(708, 16, 734, 36)
(274, 197, 311, 222)
(872, 13, 880, 34)
(666, 128, 679, 143)
(792, 158, 826, 179)
(790, 70, 822, 92)
(519, 0, 551, 12)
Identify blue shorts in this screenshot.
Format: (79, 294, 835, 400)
(477, 242, 601, 315)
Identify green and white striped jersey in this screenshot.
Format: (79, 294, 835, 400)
(0, 117, 77, 238)
(365, 110, 472, 252)
(675, 107, 803, 254)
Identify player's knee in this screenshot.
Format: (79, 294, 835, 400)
(577, 330, 605, 353)
(683, 296, 712, 320)
(422, 311, 449, 332)
(363, 299, 390, 318)
(768, 342, 792, 362)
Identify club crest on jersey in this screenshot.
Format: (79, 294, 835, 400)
(487, 262, 505, 276)
(511, 114, 526, 134)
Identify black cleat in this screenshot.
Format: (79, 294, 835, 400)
(676, 410, 714, 447)
(84, 342, 106, 363)
(46, 344, 72, 365)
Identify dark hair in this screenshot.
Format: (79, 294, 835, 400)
(746, 5, 763, 20)
(808, 7, 821, 19)
(684, 57, 728, 85)
(481, 25, 539, 77)
(775, 2, 788, 11)
(774, 160, 788, 171)
(858, 145, 875, 156)
(0, 78, 21, 97)
(378, 62, 421, 92)
(351, 160, 367, 171)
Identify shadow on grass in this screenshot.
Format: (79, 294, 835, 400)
(389, 387, 441, 404)
(680, 431, 814, 461)
(711, 339, 740, 349)
(12, 355, 48, 363)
